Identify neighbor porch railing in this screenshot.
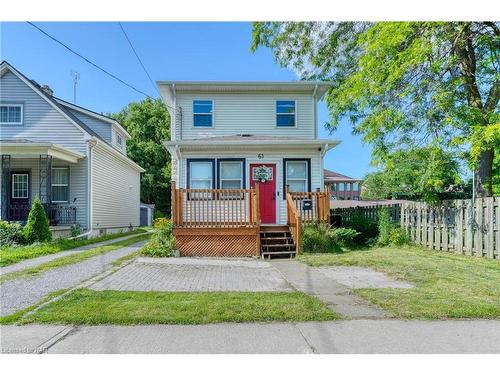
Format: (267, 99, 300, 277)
(171, 182, 260, 228)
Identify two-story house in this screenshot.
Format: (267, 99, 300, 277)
(0, 61, 144, 237)
(159, 81, 339, 257)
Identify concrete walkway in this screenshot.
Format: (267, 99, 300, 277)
(1, 232, 146, 276)
(0, 240, 148, 317)
(2, 320, 499, 354)
(271, 260, 387, 319)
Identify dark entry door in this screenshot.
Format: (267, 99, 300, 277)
(10, 171, 30, 221)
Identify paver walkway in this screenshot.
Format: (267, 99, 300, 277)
(1, 232, 146, 276)
(0, 240, 148, 317)
(2, 320, 499, 354)
(90, 257, 293, 292)
(271, 260, 387, 319)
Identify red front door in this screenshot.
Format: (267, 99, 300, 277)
(250, 163, 276, 224)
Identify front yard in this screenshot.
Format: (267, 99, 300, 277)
(299, 245, 500, 319)
(19, 289, 337, 325)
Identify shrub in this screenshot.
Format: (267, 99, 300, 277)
(329, 227, 359, 246)
(70, 224, 81, 237)
(141, 218, 175, 257)
(389, 227, 410, 246)
(301, 224, 340, 253)
(341, 210, 378, 244)
(22, 198, 52, 243)
(153, 209, 165, 219)
(376, 207, 392, 246)
(0, 220, 25, 246)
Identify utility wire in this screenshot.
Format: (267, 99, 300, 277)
(26, 21, 154, 99)
(118, 22, 162, 99)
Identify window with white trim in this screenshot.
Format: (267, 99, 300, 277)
(276, 100, 296, 127)
(219, 161, 243, 189)
(189, 161, 213, 189)
(0, 104, 23, 125)
(12, 174, 28, 198)
(51, 168, 69, 203)
(116, 134, 123, 148)
(285, 161, 308, 192)
(193, 100, 213, 127)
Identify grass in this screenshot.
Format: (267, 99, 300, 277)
(0, 234, 151, 283)
(0, 289, 68, 325)
(299, 245, 500, 319)
(0, 228, 147, 267)
(20, 288, 338, 325)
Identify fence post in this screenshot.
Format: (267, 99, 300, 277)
(485, 197, 494, 258)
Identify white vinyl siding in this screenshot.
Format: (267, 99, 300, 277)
(177, 93, 314, 139)
(92, 142, 140, 228)
(178, 148, 322, 225)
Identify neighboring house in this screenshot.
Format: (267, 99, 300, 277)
(160, 81, 339, 257)
(324, 169, 362, 201)
(0, 61, 144, 237)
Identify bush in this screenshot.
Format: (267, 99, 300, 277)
(153, 209, 165, 220)
(70, 224, 81, 237)
(0, 220, 25, 246)
(329, 227, 359, 246)
(340, 210, 378, 244)
(141, 218, 175, 257)
(389, 227, 410, 246)
(301, 224, 340, 253)
(23, 198, 52, 243)
(376, 207, 392, 246)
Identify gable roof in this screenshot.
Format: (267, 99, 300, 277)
(0, 60, 104, 142)
(324, 169, 362, 182)
(55, 97, 131, 139)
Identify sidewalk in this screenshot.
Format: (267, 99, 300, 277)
(1, 232, 147, 276)
(2, 320, 499, 354)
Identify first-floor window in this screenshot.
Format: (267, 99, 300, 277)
(188, 160, 214, 189)
(284, 159, 310, 193)
(219, 161, 244, 189)
(52, 168, 69, 203)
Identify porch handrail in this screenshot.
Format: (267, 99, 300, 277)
(286, 191, 301, 255)
(171, 182, 260, 228)
(289, 190, 329, 223)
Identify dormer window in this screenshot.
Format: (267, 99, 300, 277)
(0, 104, 23, 125)
(193, 100, 213, 127)
(116, 134, 123, 148)
(276, 100, 296, 127)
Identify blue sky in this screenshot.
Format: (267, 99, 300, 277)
(1, 21, 374, 179)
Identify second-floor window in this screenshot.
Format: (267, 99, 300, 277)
(276, 100, 296, 127)
(116, 134, 124, 148)
(193, 100, 213, 127)
(0, 104, 23, 125)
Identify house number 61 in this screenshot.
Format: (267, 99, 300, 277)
(258, 154, 264, 159)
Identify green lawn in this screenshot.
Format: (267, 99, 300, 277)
(20, 288, 337, 325)
(0, 234, 151, 283)
(0, 228, 147, 267)
(299, 245, 500, 319)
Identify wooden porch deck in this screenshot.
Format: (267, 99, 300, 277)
(171, 182, 329, 257)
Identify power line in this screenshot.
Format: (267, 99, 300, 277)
(118, 22, 162, 99)
(26, 21, 154, 99)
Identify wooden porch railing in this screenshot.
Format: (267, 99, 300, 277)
(289, 189, 329, 223)
(171, 181, 260, 228)
(286, 191, 302, 255)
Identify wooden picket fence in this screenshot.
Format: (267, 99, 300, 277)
(331, 198, 499, 259)
(400, 198, 499, 259)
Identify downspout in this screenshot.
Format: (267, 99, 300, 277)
(69, 137, 97, 239)
(313, 84, 318, 139)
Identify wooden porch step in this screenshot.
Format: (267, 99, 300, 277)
(261, 251, 296, 259)
(260, 225, 290, 232)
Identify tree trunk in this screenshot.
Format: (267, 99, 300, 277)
(474, 149, 494, 197)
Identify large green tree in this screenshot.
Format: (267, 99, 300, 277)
(252, 22, 499, 197)
(111, 98, 171, 216)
